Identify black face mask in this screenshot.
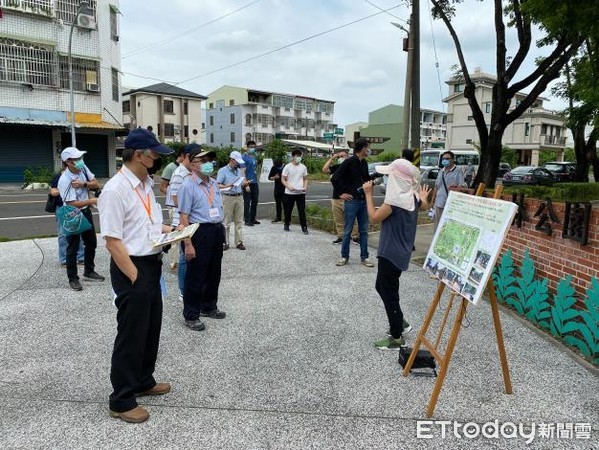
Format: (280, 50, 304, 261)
(147, 157, 162, 175)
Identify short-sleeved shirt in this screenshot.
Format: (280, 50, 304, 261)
(58, 166, 95, 205)
(434, 165, 465, 208)
(161, 161, 178, 182)
(377, 200, 421, 271)
(282, 163, 307, 195)
(178, 176, 224, 224)
(98, 165, 162, 257)
(216, 164, 244, 195)
(241, 153, 258, 183)
(167, 164, 192, 226)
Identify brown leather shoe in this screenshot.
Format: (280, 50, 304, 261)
(109, 406, 149, 423)
(138, 382, 171, 396)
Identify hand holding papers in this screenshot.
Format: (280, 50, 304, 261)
(152, 223, 199, 248)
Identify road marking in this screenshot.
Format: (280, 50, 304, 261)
(0, 200, 46, 205)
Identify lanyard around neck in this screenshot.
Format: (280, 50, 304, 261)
(194, 176, 215, 207)
(134, 182, 154, 223)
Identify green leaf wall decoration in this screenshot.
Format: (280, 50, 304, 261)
(549, 275, 578, 338)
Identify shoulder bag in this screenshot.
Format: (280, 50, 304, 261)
(57, 184, 92, 236)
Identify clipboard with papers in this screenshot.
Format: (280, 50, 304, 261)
(151, 223, 199, 248)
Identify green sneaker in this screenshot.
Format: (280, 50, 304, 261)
(374, 336, 406, 350)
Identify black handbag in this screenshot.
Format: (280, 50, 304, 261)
(45, 194, 57, 213)
(398, 347, 437, 377)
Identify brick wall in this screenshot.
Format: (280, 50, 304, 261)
(500, 197, 599, 299)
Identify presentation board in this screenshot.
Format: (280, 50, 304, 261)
(423, 191, 517, 304)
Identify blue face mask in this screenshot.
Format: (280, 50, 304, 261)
(248, 148, 256, 154)
(74, 160, 85, 170)
(200, 162, 214, 175)
(295, 156, 302, 164)
(441, 159, 451, 167)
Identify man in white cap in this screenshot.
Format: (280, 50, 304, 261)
(58, 147, 105, 291)
(363, 159, 431, 350)
(216, 150, 246, 250)
(98, 128, 175, 423)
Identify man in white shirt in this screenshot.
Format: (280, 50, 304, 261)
(281, 149, 309, 234)
(57, 147, 105, 291)
(98, 128, 174, 424)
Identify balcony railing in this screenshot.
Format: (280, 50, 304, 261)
(540, 134, 566, 147)
(1, 0, 55, 17)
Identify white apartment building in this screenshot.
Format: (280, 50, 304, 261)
(445, 68, 567, 166)
(122, 83, 207, 145)
(205, 85, 337, 148)
(0, 0, 124, 180)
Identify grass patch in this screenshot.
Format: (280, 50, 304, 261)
(501, 182, 599, 202)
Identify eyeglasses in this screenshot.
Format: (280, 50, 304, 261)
(191, 157, 209, 163)
(140, 150, 160, 160)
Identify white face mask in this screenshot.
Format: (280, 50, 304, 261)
(294, 156, 302, 163)
(337, 157, 345, 164)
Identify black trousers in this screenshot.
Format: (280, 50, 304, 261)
(243, 182, 259, 223)
(273, 189, 284, 221)
(66, 207, 96, 281)
(109, 256, 163, 412)
(283, 193, 307, 228)
(375, 256, 405, 339)
(183, 224, 225, 320)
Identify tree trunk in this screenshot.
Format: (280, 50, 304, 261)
(571, 124, 590, 181)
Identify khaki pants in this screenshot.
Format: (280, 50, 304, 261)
(167, 208, 179, 268)
(331, 198, 358, 239)
(223, 195, 244, 245)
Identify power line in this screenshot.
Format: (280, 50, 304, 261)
(178, 3, 402, 85)
(427, 0, 445, 112)
(364, 0, 409, 23)
(122, 0, 262, 59)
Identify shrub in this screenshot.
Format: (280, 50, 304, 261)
(23, 166, 54, 184)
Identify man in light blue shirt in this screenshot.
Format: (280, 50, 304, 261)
(217, 150, 246, 250)
(177, 149, 226, 331)
(241, 140, 260, 226)
(431, 150, 466, 231)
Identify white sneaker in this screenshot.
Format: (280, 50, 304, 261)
(361, 258, 375, 267)
(336, 257, 348, 266)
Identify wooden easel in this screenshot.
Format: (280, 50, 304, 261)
(403, 184, 513, 417)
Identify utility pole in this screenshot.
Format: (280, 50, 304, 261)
(409, 0, 420, 152)
(392, 22, 412, 150)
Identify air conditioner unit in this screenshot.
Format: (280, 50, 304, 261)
(86, 82, 99, 92)
(77, 13, 96, 30)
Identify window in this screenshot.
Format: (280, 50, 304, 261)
(466, 139, 473, 144)
(110, 5, 119, 40)
(184, 125, 188, 138)
(208, 102, 214, 109)
(245, 114, 252, 126)
(0, 38, 55, 86)
(273, 95, 293, 109)
(524, 122, 530, 136)
(210, 133, 214, 143)
(164, 123, 175, 137)
(111, 68, 119, 101)
(541, 124, 547, 134)
(230, 132, 235, 143)
(201, 123, 205, 130)
(229, 99, 235, 106)
(230, 113, 235, 124)
(209, 115, 214, 126)
(122, 100, 130, 113)
(467, 116, 473, 121)
(164, 100, 174, 114)
(59, 55, 100, 92)
(183, 102, 188, 115)
(454, 83, 464, 93)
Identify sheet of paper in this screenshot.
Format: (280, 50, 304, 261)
(151, 223, 200, 248)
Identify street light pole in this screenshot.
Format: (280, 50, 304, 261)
(68, 0, 90, 148)
(391, 22, 412, 151)
(409, 0, 420, 152)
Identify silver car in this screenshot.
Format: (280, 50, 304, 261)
(379, 166, 439, 194)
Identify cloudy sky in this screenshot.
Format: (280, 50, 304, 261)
(118, 0, 564, 128)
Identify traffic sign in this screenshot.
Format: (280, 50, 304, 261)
(362, 136, 390, 144)
(334, 127, 344, 135)
(323, 132, 334, 139)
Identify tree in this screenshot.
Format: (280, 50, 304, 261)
(553, 39, 599, 182)
(431, 0, 595, 187)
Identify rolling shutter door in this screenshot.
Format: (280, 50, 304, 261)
(0, 125, 53, 182)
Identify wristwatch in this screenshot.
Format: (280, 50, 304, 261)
(84, 182, 88, 188)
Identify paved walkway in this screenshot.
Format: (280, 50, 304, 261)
(0, 223, 597, 449)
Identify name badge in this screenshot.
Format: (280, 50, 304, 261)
(209, 208, 220, 219)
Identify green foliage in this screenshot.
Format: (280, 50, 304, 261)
(302, 155, 325, 174)
(564, 278, 599, 362)
(264, 139, 289, 162)
(500, 146, 519, 169)
(502, 182, 599, 202)
(23, 166, 54, 184)
(377, 152, 400, 162)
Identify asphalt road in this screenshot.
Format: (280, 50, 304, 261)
(0, 180, 385, 240)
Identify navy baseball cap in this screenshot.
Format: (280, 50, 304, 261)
(182, 143, 202, 154)
(124, 128, 173, 155)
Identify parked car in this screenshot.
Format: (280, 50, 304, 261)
(420, 167, 440, 190)
(497, 163, 511, 178)
(543, 161, 577, 182)
(368, 162, 390, 194)
(502, 166, 554, 187)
